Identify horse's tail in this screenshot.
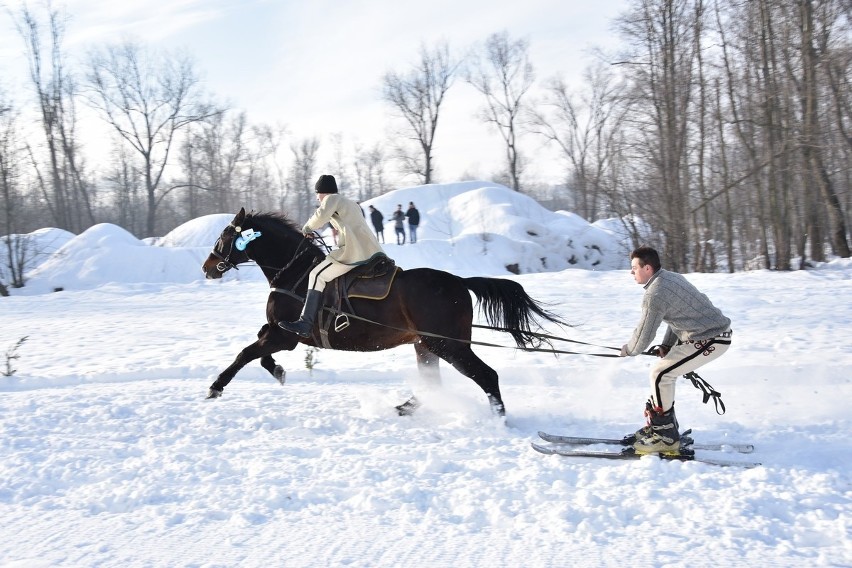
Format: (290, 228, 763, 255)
(462, 276, 569, 349)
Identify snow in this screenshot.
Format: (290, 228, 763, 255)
(1, 181, 850, 567)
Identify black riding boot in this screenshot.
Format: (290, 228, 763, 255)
(278, 290, 322, 338)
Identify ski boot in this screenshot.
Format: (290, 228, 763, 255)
(633, 404, 680, 455)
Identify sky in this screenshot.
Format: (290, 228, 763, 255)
(1, 182, 850, 566)
(0, 0, 630, 185)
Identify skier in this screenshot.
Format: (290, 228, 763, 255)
(620, 246, 732, 455)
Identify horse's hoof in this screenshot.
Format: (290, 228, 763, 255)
(206, 387, 223, 399)
(489, 397, 506, 417)
(274, 366, 286, 385)
(395, 396, 421, 416)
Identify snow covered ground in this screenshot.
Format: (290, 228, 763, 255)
(1, 182, 850, 567)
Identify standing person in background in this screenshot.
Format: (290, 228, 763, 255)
(405, 202, 420, 244)
(390, 204, 406, 245)
(619, 246, 732, 455)
(368, 205, 385, 243)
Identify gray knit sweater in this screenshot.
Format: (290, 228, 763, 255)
(625, 269, 731, 356)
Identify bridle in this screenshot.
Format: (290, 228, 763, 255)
(208, 220, 321, 278)
(210, 223, 248, 274)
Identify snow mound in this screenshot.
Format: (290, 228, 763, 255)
(8, 181, 632, 295)
(22, 224, 211, 295)
(155, 214, 235, 248)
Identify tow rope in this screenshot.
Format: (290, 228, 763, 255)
(268, 288, 727, 409)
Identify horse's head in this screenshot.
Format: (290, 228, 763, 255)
(202, 207, 312, 281)
(202, 207, 257, 279)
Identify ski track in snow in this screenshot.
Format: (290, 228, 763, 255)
(1, 269, 851, 567)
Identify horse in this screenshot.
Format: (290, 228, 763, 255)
(201, 207, 567, 416)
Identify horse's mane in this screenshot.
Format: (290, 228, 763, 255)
(244, 211, 302, 237)
(243, 211, 324, 260)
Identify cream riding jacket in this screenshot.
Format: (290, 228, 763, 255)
(303, 194, 383, 265)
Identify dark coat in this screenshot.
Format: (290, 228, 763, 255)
(405, 207, 420, 226)
(370, 209, 384, 230)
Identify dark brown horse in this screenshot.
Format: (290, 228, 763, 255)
(201, 208, 566, 416)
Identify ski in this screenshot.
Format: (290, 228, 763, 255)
(538, 429, 755, 454)
(531, 442, 761, 468)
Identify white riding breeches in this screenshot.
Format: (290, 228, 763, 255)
(649, 335, 731, 411)
(308, 258, 354, 292)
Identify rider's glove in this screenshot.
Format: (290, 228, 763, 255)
(646, 344, 670, 357)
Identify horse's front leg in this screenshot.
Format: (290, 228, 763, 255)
(207, 326, 295, 398)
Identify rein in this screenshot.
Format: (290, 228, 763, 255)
(268, 236, 316, 288)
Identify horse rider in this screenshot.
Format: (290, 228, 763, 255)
(278, 174, 385, 337)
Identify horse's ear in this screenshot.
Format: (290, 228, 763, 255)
(234, 207, 246, 226)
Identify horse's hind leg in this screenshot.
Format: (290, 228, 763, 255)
(396, 342, 443, 415)
(415, 341, 442, 386)
(428, 340, 505, 416)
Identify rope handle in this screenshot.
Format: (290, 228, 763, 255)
(683, 371, 726, 415)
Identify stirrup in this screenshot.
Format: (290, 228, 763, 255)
(334, 313, 350, 332)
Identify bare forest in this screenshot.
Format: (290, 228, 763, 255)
(2, 0, 850, 295)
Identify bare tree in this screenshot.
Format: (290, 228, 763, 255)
(797, 0, 850, 259)
(240, 124, 282, 214)
(0, 95, 53, 294)
(529, 64, 626, 220)
(179, 111, 248, 214)
(102, 142, 144, 235)
(288, 137, 320, 221)
(382, 41, 459, 185)
(614, 0, 702, 271)
(352, 141, 388, 201)
(0, 93, 22, 294)
(327, 132, 352, 194)
(709, 0, 850, 269)
(253, 123, 291, 213)
(15, 3, 94, 232)
(466, 31, 535, 192)
(714, 0, 771, 269)
(86, 41, 219, 236)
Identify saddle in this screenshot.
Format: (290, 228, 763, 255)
(316, 254, 401, 347)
